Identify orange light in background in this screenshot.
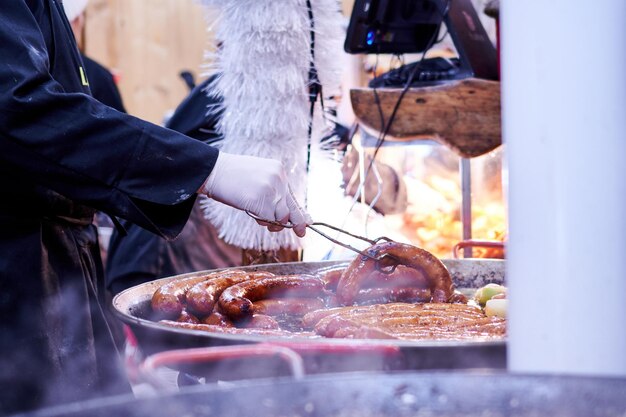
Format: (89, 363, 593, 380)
(315, 139, 507, 262)
(389, 145, 506, 259)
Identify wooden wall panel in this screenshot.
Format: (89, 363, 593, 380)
(84, 0, 216, 124)
(342, 0, 354, 16)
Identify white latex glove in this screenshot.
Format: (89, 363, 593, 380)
(200, 152, 311, 237)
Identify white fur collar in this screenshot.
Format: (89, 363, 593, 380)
(199, 0, 344, 251)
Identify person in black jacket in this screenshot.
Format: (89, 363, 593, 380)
(0, 1, 309, 414)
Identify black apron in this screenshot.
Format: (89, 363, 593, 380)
(0, 212, 128, 414)
(0, 1, 218, 414)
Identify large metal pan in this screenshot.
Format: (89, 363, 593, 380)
(16, 371, 626, 417)
(112, 259, 507, 371)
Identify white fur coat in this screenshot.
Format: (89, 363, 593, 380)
(199, 0, 344, 251)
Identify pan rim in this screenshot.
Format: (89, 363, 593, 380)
(111, 259, 507, 348)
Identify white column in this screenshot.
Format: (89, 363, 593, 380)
(502, 0, 626, 375)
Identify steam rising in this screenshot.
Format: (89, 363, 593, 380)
(1, 278, 130, 414)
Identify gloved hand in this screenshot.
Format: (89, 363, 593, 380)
(200, 152, 311, 237)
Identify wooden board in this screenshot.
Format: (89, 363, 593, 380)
(350, 78, 502, 158)
(85, 0, 217, 125)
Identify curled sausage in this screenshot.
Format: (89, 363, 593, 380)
(151, 271, 235, 319)
(186, 271, 274, 316)
(333, 325, 397, 340)
(313, 315, 396, 339)
(336, 242, 453, 305)
(359, 265, 429, 290)
(309, 302, 503, 340)
(218, 275, 324, 320)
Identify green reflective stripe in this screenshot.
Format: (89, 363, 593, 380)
(79, 66, 89, 87)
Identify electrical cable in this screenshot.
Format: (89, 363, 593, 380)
(340, 0, 453, 242)
(361, 0, 452, 228)
(364, 159, 383, 236)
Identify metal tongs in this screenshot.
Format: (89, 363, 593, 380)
(246, 211, 401, 274)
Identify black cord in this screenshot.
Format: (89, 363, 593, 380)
(435, 0, 452, 43)
(435, 27, 449, 44)
(332, 0, 453, 250)
(362, 0, 452, 190)
(305, 0, 321, 207)
(301, 0, 320, 253)
(371, 50, 386, 141)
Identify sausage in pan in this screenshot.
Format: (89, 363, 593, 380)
(186, 271, 274, 316)
(353, 287, 432, 305)
(336, 242, 453, 305)
(151, 271, 238, 319)
(202, 311, 235, 327)
(253, 297, 326, 316)
(218, 275, 324, 320)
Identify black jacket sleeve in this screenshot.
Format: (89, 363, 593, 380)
(0, 1, 219, 238)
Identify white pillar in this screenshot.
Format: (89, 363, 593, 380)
(502, 0, 626, 376)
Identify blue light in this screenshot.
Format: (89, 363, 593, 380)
(366, 30, 375, 46)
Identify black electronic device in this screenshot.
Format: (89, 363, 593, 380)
(368, 57, 471, 88)
(344, 0, 445, 54)
(345, 0, 499, 82)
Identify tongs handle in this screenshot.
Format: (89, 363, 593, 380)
(305, 223, 393, 260)
(245, 211, 399, 272)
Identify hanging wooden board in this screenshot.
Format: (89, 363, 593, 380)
(350, 78, 502, 158)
